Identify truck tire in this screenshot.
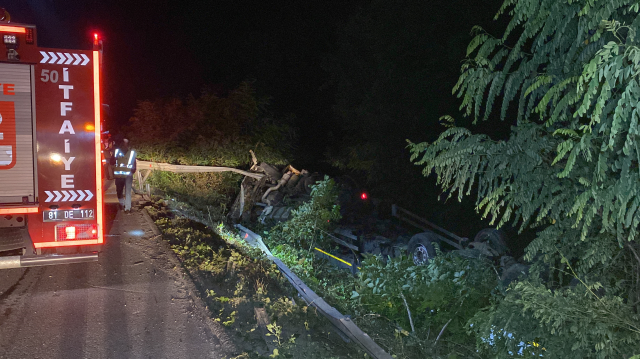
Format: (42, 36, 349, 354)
(473, 228, 508, 255)
(407, 232, 437, 266)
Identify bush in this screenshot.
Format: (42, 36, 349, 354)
(127, 81, 295, 165)
(352, 251, 497, 357)
(267, 176, 342, 250)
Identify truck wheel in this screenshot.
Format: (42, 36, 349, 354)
(473, 228, 508, 255)
(407, 233, 437, 266)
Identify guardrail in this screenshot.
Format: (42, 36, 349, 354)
(235, 224, 393, 359)
(134, 160, 265, 192)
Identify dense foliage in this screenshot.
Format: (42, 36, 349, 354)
(408, 0, 640, 357)
(261, 178, 499, 357)
(266, 177, 342, 250)
(127, 81, 295, 167)
(353, 252, 497, 357)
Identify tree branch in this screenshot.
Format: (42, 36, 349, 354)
(399, 293, 415, 333)
(434, 318, 453, 346)
(627, 243, 640, 267)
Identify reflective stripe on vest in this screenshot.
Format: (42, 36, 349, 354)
(113, 149, 136, 178)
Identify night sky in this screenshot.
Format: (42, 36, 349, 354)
(3, 0, 502, 144)
(2, 0, 525, 245)
(3, 1, 363, 140)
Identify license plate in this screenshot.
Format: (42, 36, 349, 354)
(43, 209, 95, 222)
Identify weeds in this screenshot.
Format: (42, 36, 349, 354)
(145, 195, 363, 359)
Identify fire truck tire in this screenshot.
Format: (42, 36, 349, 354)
(473, 228, 508, 255)
(407, 232, 437, 266)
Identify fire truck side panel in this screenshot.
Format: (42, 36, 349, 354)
(33, 48, 100, 248)
(0, 63, 35, 203)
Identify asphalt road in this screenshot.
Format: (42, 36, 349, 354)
(0, 204, 235, 359)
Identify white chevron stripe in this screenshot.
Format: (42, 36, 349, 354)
(45, 189, 95, 202)
(80, 54, 90, 66)
(39, 52, 91, 66)
(40, 51, 49, 64)
(47, 52, 58, 64)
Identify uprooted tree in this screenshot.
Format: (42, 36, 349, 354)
(408, 0, 640, 357)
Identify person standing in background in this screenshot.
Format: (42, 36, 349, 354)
(111, 138, 136, 213)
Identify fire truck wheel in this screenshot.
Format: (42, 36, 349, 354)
(473, 228, 508, 255)
(407, 232, 437, 266)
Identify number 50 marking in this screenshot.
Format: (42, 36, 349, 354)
(41, 68, 69, 83)
(40, 69, 58, 83)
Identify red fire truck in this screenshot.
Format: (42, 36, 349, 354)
(0, 18, 105, 269)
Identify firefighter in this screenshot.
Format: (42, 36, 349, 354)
(112, 138, 136, 212)
(102, 132, 115, 180)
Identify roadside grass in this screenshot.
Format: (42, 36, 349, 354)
(143, 175, 468, 358)
(141, 175, 483, 358)
(141, 171, 240, 217)
(143, 197, 363, 359)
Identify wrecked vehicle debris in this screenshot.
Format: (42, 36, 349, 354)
(229, 155, 528, 285)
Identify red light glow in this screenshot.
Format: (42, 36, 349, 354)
(35, 240, 99, 248)
(361, 192, 368, 200)
(93, 50, 104, 244)
(0, 26, 25, 33)
(0, 206, 38, 214)
(55, 223, 98, 241)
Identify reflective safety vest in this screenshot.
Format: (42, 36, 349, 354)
(113, 148, 136, 178)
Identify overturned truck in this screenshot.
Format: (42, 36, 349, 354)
(229, 160, 528, 284)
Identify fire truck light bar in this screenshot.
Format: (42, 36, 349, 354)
(0, 25, 25, 33)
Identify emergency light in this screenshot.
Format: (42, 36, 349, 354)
(3, 34, 15, 44)
(25, 28, 33, 44)
(0, 25, 25, 33)
(55, 224, 99, 241)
